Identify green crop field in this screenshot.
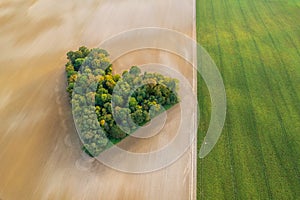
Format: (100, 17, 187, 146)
(196, 0, 300, 199)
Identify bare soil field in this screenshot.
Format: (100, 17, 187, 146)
(0, 0, 196, 200)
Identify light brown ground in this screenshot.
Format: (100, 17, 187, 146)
(0, 0, 196, 199)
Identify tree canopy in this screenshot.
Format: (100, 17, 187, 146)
(65, 46, 179, 157)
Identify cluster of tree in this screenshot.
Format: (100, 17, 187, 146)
(65, 46, 111, 97)
(65, 46, 179, 157)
